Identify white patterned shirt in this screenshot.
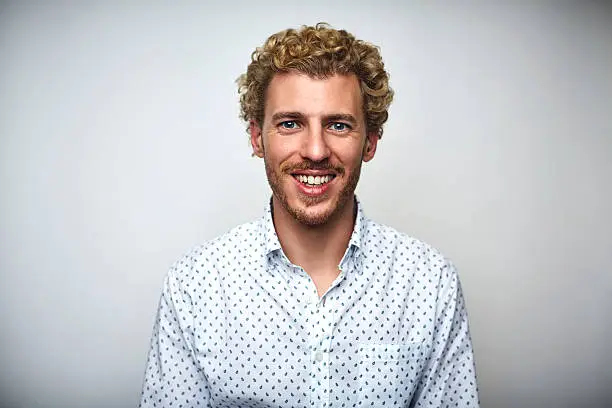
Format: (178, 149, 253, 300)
(140, 199, 479, 407)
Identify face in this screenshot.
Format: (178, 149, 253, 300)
(250, 72, 378, 227)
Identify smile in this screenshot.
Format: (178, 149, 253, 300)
(293, 174, 335, 186)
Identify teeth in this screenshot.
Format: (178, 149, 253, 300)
(296, 175, 333, 185)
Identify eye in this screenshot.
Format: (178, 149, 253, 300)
(280, 120, 299, 129)
(329, 122, 350, 132)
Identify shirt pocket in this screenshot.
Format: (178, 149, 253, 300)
(358, 343, 424, 406)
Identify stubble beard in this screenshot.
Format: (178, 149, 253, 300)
(264, 156, 362, 227)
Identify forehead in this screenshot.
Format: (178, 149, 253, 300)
(264, 72, 363, 119)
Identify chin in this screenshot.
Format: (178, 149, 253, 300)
(292, 207, 334, 226)
(287, 196, 341, 226)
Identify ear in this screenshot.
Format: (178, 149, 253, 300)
(362, 131, 379, 162)
(249, 120, 264, 158)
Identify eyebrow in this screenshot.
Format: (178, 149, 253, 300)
(271, 112, 305, 122)
(271, 111, 358, 125)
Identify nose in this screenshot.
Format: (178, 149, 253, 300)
(301, 126, 331, 162)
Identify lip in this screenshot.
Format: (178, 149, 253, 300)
(292, 174, 335, 196)
(291, 170, 336, 176)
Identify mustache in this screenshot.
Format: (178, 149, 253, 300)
(281, 160, 345, 175)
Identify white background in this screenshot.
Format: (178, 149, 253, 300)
(1, 1, 611, 407)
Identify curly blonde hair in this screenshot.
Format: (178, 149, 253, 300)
(237, 23, 394, 137)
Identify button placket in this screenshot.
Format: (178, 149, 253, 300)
(307, 282, 324, 407)
(314, 293, 336, 407)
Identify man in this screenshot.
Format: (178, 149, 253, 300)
(140, 23, 479, 407)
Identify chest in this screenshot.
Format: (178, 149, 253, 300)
(193, 270, 433, 408)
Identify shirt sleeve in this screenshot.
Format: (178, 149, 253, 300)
(411, 260, 480, 407)
(139, 269, 211, 407)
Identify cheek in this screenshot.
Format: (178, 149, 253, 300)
(264, 133, 298, 158)
(335, 144, 365, 168)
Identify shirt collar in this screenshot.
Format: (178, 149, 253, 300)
(260, 196, 367, 257)
(261, 197, 282, 255)
(348, 196, 366, 252)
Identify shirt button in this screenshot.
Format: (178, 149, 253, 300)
(314, 351, 324, 362)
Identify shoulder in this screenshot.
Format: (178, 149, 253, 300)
(167, 218, 262, 284)
(363, 218, 457, 282)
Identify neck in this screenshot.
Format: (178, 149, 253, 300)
(272, 196, 356, 273)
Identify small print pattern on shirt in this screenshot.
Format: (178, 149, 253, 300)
(140, 199, 479, 407)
